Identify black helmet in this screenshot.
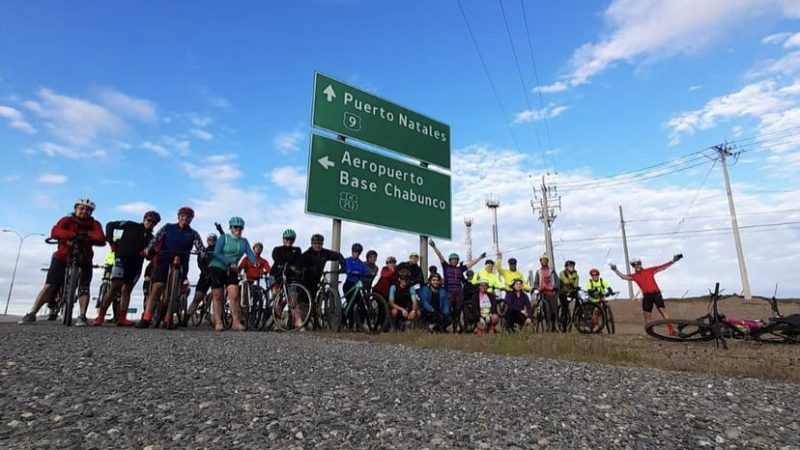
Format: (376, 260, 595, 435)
(366, 250, 377, 258)
(351, 243, 363, 252)
(311, 234, 324, 243)
(565, 260, 576, 268)
(508, 258, 518, 265)
(143, 211, 161, 224)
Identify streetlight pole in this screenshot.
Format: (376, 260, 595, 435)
(2, 229, 44, 315)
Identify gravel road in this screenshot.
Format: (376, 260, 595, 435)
(0, 322, 798, 450)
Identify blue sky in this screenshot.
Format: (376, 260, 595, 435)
(1, 0, 800, 312)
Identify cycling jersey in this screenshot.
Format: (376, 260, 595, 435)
(505, 291, 532, 316)
(441, 263, 467, 293)
(270, 245, 302, 277)
(585, 277, 611, 302)
(365, 262, 379, 285)
(239, 255, 271, 281)
(209, 233, 256, 271)
(373, 266, 396, 300)
(344, 257, 367, 284)
(533, 268, 560, 295)
(388, 284, 418, 310)
(50, 215, 105, 265)
(104, 250, 116, 266)
(477, 291, 493, 317)
(147, 223, 205, 266)
(105, 221, 153, 260)
(496, 258, 530, 290)
(630, 262, 673, 294)
(559, 270, 580, 292)
(471, 269, 503, 291)
(396, 262, 423, 286)
(299, 247, 344, 289)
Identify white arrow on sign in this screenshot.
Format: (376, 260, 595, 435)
(318, 156, 335, 170)
(323, 85, 336, 102)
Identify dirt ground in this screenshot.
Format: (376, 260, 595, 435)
(334, 296, 800, 383)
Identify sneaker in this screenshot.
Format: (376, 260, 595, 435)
(18, 313, 36, 325)
(74, 316, 89, 327)
(135, 319, 151, 329)
(116, 318, 135, 327)
(92, 316, 105, 327)
(47, 312, 58, 321)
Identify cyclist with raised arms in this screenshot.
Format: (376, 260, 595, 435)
(136, 207, 206, 329)
(208, 217, 256, 332)
(533, 253, 560, 332)
(430, 239, 484, 333)
(20, 198, 105, 325)
(93, 211, 160, 327)
(182, 233, 217, 326)
(611, 254, 682, 324)
(298, 234, 345, 298)
(497, 253, 531, 292)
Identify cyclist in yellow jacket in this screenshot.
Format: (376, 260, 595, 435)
(497, 253, 531, 292)
(471, 259, 503, 294)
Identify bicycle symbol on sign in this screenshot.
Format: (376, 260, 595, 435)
(339, 192, 359, 212)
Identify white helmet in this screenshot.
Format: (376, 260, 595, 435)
(630, 257, 642, 266)
(74, 198, 96, 211)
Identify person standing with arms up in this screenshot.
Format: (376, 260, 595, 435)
(610, 254, 682, 324)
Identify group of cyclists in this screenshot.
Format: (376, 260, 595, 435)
(17, 198, 683, 335)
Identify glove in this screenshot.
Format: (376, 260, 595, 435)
(609, 263, 617, 271)
(428, 239, 436, 248)
(673, 253, 683, 262)
(606, 288, 614, 296)
(479, 252, 487, 259)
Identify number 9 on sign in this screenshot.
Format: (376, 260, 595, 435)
(343, 112, 361, 131)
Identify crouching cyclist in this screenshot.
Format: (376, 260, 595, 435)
(388, 275, 419, 330)
(19, 198, 105, 325)
(472, 279, 500, 335)
(505, 278, 532, 330)
(93, 211, 160, 327)
(136, 207, 207, 329)
(418, 273, 451, 332)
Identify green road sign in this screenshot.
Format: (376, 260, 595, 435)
(305, 134, 452, 239)
(312, 72, 451, 169)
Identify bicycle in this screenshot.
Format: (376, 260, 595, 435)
(531, 290, 554, 333)
(161, 255, 189, 329)
(646, 283, 800, 347)
(241, 275, 272, 331)
(556, 289, 580, 332)
(190, 292, 213, 327)
(339, 275, 388, 334)
(310, 271, 342, 331)
(571, 290, 605, 334)
(578, 288, 618, 334)
(45, 236, 87, 326)
(271, 265, 313, 331)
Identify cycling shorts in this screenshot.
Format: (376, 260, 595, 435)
(209, 267, 238, 289)
(111, 256, 142, 286)
(195, 271, 211, 294)
(46, 258, 92, 294)
(642, 292, 665, 313)
(152, 260, 188, 284)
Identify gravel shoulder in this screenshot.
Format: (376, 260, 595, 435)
(1, 322, 798, 450)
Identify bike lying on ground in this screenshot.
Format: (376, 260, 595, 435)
(645, 283, 800, 348)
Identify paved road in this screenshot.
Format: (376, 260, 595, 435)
(0, 323, 798, 450)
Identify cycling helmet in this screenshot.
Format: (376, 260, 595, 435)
(429, 265, 438, 273)
(589, 268, 600, 276)
(366, 249, 377, 258)
(409, 251, 419, 258)
(630, 257, 642, 266)
(485, 259, 495, 265)
(282, 229, 296, 240)
(311, 233, 324, 243)
(465, 270, 475, 279)
(177, 206, 195, 218)
(477, 278, 489, 286)
(565, 260, 575, 268)
(385, 256, 397, 264)
(351, 243, 363, 253)
(143, 211, 161, 224)
(252, 242, 263, 250)
(539, 253, 549, 261)
(448, 253, 460, 261)
(508, 258, 518, 265)
(228, 216, 245, 228)
(207, 233, 217, 241)
(74, 198, 95, 211)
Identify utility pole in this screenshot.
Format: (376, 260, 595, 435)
(618, 206, 634, 301)
(464, 217, 473, 261)
(486, 196, 500, 262)
(714, 144, 752, 300)
(531, 176, 560, 270)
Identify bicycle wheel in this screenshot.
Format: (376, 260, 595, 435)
(164, 267, 181, 328)
(556, 303, 570, 332)
(191, 300, 205, 326)
(62, 265, 79, 326)
(534, 300, 546, 333)
(573, 303, 604, 334)
(354, 292, 389, 334)
(751, 322, 800, 344)
(604, 305, 615, 334)
(247, 286, 264, 331)
(319, 287, 341, 331)
(645, 319, 715, 342)
(260, 288, 274, 331)
(96, 280, 109, 310)
(272, 283, 312, 331)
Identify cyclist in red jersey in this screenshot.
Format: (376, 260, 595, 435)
(239, 242, 271, 283)
(19, 198, 106, 325)
(610, 254, 682, 324)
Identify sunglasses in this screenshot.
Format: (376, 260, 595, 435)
(178, 214, 193, 220)
(231, 226, 243, 230)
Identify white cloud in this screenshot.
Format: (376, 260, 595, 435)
(746, 51, 800, 79)
(534, 82, 568, 94)
(36, 173, 67, 184)
(784, 32, 800, 48)
(163, 136, 191, 155)
(0, 105, 36, 133)
(184, 154, 241, 182)
(190, 128, 213, 141)
(688, 85, 703, 92)
(40, 141, 106, 159)
(269, 166, 307, 196)
(27, 88, 124, 146)
(198, 85, 232, 110)
(561, 0, 794, 88)
(513, 104, 569, 124)
(273, 130, 304, 154)
(141, 141, 169, 157)
(95, 88, 157, 122)
(116, 202, 157, 215)
(4, 175, 21, 182)
(762, 32, 793, 45)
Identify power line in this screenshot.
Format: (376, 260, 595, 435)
(497, 0, 547, 171)
(626, 207, 800, 223)
(455, 0, 525, 154)
(558, 159, 714, 193)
